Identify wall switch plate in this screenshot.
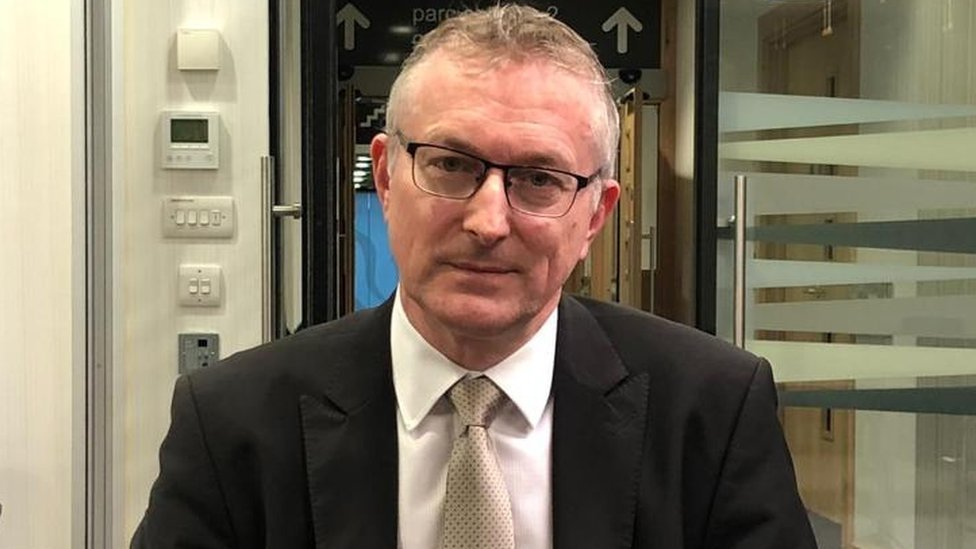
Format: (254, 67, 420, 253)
(178, 264, 222, 306)
(179, 333, 219, 373)
(162, 196, 234, 239)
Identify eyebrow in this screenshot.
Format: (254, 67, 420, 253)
(434, 135, 570, 169)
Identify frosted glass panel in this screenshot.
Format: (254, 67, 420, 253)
(755, 341, 976, 383)
(719, 172, 976, 216)
(716, 1, 976, 547)
(753, 296, 976, 339)
(750, 260, 976, 287)
(721, 128, 976, 171)
(720, 92, 976, 132)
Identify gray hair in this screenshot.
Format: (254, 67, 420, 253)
(385, 4, 619, 179)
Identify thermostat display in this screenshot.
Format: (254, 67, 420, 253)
(162, 111, 219, 169)
(171, 118, 208, 143)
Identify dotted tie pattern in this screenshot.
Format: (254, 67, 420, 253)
(439, 377, 516, 549)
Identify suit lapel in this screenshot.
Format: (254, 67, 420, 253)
(300, 301, 399, 549)
(552, 297, 650, 549)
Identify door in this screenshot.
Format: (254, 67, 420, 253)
(705, 0, 976, 547)
(273, 2, 667, 333)
(567, 90, 659, 311)
(267, 0, 340, 339)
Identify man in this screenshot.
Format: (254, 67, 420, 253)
(134, 5, 816, 548)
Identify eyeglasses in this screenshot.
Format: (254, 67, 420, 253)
(395, 133, 598, 218)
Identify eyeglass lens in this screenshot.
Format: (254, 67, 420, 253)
(412, 145, 578, 216)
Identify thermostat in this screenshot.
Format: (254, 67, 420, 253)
(161, 111, 219, 169)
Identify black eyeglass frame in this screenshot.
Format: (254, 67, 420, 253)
(395, 134, 600, 218)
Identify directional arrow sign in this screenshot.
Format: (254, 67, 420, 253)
(601, 7, 642, 54)
(336, 1, 660, 69)
(337, 2, 370, 51)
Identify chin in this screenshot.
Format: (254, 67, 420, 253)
(427, 293, 532, 338)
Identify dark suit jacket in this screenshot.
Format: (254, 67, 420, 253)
(132, 295, 816, 548)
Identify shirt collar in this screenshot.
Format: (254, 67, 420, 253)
(390, 288, 557, 431)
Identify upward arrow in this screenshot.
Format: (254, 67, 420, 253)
(601, 7, 643, 54)
(337, 3, 370, 51)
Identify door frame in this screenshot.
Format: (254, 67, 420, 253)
(694, 0, 720, 334)
(85, 0, 117, 545)
(300, 0, 340, 325)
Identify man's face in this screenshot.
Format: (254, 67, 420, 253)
(371, 53, 619, 343)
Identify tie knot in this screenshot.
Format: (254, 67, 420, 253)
(448, 377, 507, 428)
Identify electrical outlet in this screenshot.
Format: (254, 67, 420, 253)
(179, 333, 219, 373)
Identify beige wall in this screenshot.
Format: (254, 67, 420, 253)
(0, 0, 85, 547)
(118, 0, 268, 542)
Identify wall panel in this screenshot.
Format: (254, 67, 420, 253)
(0, 1, 83, 547)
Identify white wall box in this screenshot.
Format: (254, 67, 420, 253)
(177, 28, 220, 71)
(161, 111, 219, 170)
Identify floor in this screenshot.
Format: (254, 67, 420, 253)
(808, 511, 842, 549)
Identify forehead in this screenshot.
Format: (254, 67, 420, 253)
(399, 53, 605, 168)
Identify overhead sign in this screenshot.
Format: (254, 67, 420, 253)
(335, 1, 660, 69)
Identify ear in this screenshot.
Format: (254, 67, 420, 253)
(578, 179, 620, 261)
(370, 133, 393, 220)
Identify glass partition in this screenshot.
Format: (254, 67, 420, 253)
(716, 1, 976, 547)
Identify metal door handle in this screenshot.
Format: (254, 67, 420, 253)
(733, 175, 747, 349)
(261, 156, 275, 343)
(272, 203, 303, 219)
(262, 156, 304, 342)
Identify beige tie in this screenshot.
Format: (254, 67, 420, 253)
(440, 377, 516, 549)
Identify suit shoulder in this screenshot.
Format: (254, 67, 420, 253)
(185, 304, 390, 398)
(571, 296, 763, 385)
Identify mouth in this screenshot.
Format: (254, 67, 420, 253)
(447, 261, 518, 275)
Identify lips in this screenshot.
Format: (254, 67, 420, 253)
(448, 261, 518, 274)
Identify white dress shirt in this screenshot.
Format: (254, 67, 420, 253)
(391, 291, 556, 549)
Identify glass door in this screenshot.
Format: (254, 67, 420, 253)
(267, 0, 340, 341)
(711, 1, 976, 547)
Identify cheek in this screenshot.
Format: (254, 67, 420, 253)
(556, 221, 593, 275)
(387, 195, 452, 258)
(384, 196, 417, 262)
(521, 220, 584, 277)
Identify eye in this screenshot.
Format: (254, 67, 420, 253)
(428, 153, 480, 174)
(524, 170, 561, 187)
(511, 168, 572, 191)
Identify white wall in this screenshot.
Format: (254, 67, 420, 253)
(0, 0, 85, 548)
(119, 0, 268, 542)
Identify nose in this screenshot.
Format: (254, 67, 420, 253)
(461, 170, 511, 246)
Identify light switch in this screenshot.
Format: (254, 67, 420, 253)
(178, 265, 222, 307)
(162, 197, 234, 239)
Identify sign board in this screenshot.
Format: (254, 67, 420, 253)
(336, 1, 660, 69)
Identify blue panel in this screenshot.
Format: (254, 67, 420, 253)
(354, 191, 398, 310)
